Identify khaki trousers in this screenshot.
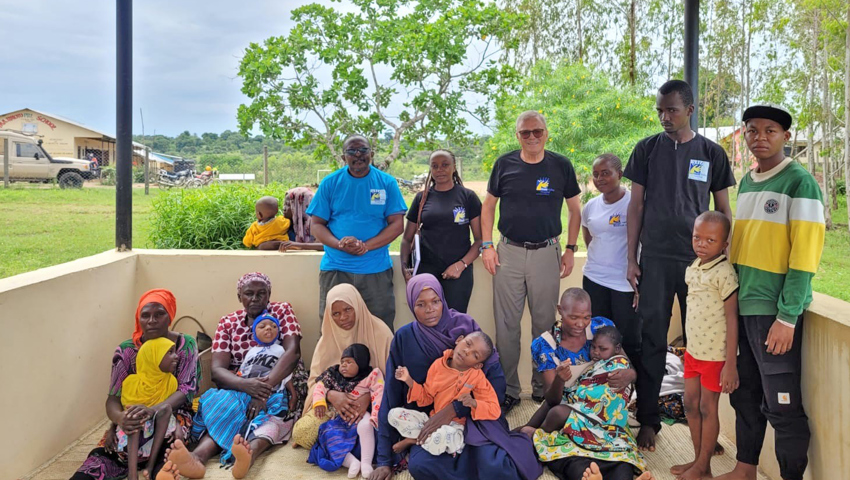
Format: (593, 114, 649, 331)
(493, 239, 561, 398)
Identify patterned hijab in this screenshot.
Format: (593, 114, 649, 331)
(315, 343, 372, 394)
(121, 337, 178, 407)
(405, 274, 500, 370)
(285, 187, 315, 243)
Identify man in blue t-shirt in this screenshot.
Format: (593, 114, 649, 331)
(307, 135, 407, 330)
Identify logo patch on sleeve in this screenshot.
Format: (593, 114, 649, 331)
(688, 159, 710, 182)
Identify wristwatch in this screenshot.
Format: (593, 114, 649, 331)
(565, 244, 578, 252)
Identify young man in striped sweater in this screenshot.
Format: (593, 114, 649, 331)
(718, 105, 825, 480)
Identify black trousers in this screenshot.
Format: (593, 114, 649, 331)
(548, 456, 634, 480)
(417, 260, 474, 313)
(634, 256, 690, 427)
(731, 315, 809, 480)
(583, 276, 642, 362)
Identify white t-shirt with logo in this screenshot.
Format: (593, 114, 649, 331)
(238, 343, 292, 392)
(581, 190, 633, 292)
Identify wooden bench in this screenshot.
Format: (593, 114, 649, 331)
(219, 173, 256, 182)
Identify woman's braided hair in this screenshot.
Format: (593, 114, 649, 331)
(419, 149, 463, 216)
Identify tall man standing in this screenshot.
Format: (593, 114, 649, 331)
(481, 111, 582, 413)
(625, 80, 735, 450)
(307, 135, 407, 331)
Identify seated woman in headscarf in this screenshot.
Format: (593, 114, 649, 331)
(71, 289, 200, 480)
(166, 272, 308, 479)
(279, 186, 323, 251)
(369, 274, 543, 480)
(292, 283, 393, 448)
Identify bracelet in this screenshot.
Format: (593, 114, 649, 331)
(460, 259, 468, 268)
(481, 241, 494, 247)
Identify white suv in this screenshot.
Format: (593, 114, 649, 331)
(0, 131, 96, 188)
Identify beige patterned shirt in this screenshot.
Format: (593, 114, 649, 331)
(685, 255, 739, 361)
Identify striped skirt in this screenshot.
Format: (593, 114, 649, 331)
(192, 388, 288, 464)
(307, 416, 358, 472)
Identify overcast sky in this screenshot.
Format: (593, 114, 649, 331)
(0, 0, 324, 137)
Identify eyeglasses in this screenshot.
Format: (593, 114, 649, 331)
(518, 129, 546, 139)
(344, 147, 372, 156)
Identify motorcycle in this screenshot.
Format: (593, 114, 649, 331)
(194, 169, 221, 187)
(157, 169, 199, 188)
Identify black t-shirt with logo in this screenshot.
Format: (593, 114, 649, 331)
(624, 132, 736, 262)
(487, 150, 581, 243)
(407, 184, 482, 268)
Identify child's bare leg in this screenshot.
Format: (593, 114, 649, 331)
(127, 431, 141, 480)
(519, 426, 537, 439)
(521, 402, 552, 430)
(392, 437, 416, 453)
(231, 434, 253, 479)
(672, 377, 702, 475)
(142, 405, 172, 480)
(678, 387, 721, 480)
(636, 471, 655, 480)
(540, 405, 572, 433)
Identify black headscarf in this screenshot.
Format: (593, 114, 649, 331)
(315, 343, 372, 393)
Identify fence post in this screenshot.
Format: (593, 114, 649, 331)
(3, 139, 9, 188)
(263, 145, 269, 185)
(115, 0, 133, 251)
(144, 147, 150, 195)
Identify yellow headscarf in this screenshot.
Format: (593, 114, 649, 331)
(121, 337, 178, 408)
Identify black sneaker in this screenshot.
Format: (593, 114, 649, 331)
(501, 395, 521, 414)
(531, 394, 545, 403)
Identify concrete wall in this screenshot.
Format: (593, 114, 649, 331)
(4, 250, 848, 480)
(0, 251, 137, 480)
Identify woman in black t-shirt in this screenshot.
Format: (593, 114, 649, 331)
(400, 150, 482, 312)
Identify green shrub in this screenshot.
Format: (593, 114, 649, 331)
(101, 167, 116, 186)
(149, 183, 293, 249)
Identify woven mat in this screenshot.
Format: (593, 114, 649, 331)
(26, 397, 768, 480)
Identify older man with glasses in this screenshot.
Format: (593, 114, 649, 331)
(481, 111, 582, 413)
(307, 134, 407, 331)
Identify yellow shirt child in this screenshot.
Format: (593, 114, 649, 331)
(243, 196, 291, 248)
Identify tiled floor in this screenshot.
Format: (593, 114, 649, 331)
(26, 397, 768, 480)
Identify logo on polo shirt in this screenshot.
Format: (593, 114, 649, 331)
(609, 214, 625, 227)
(764, 199, 779, 214)
(453, 206, 468, 225)
(536, 177, 553, 195)
(370, 189, 386, 205)
(688, 159, 709, 182)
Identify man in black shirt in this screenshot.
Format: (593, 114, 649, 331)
(625, 80, 735, 450)
(482, 111, 582, 412)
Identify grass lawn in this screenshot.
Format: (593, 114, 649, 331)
(1, 184, 848, 304)
(0, 186, 158, 279)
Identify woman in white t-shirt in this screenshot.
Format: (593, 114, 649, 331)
(581, 154, 640, 360)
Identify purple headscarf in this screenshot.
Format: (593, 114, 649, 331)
(405, 274, 500, 370)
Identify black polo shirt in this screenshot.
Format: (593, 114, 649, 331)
(487, 150, 581, 243)
(624, 132, 736, 262)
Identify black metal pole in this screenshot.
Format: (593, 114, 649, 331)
(684, 0, 699, 131)
(116, 0, 133, 250)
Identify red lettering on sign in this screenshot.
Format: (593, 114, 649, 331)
(37, 116, 57, 130)
(0, 113, 24, 129)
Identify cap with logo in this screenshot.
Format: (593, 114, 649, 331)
(742, 104, 793, 130)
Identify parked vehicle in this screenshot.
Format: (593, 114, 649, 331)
(0, 130, 97, 188)
(157, 168, 198, 188)
(195, 167, 221, 187)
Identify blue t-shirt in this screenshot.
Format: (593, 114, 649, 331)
(307, 166, 407, 274)
(531, 316, 615, 372)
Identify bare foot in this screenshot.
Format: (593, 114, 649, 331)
(231, 435, 253, 479)
(392, 438, 416, 454)
(713, 463, 758, 480)
(167, 439, 207, 479)
(581, 461, 603, 480)
(671, 461, 695, 475)
(155, 461, 181, 480)
(636, 472, 655, 480)
(677, 465, 712, 480)
(519, 426, 536, 439)
(637, 425, 657, 452)
(714, 443, 725, 456)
